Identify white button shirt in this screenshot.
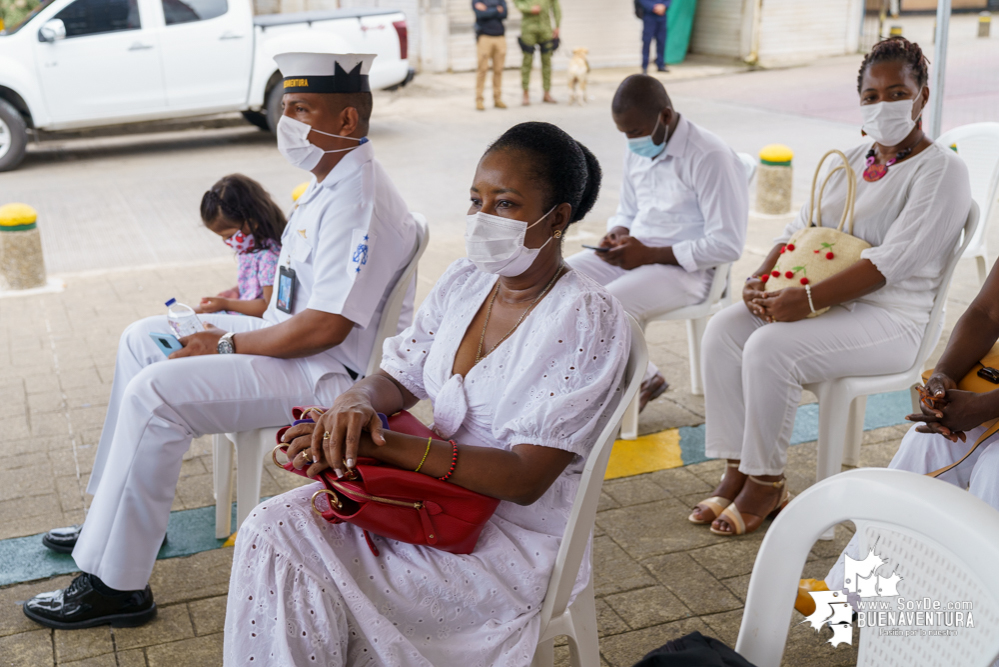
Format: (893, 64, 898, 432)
(264, 140, 418, 385)
(608, 115, 749, 273)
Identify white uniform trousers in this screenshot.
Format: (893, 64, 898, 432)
(701, 301, 922, 475)
(566, 249, 710, 381)
(825, 423, 999, 591)
(75, 313, 352, 591)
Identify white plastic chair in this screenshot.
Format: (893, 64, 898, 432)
(803, 202, 978, 539)
(618, 152, 754, 440)
(532, 316, 648, 667)
(937, 123, 999, 286)
(212, 214, 430, 539)
(736, 468, 999, 667)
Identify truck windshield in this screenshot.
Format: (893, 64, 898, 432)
(2, 0, 58, 35)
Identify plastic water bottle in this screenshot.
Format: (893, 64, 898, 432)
(165, 298, 202, 337)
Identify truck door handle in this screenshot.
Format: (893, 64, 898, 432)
(219, 32, 244, 40)
(128, 42, 154, 50)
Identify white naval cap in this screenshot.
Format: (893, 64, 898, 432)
(274, 52, 377, 94)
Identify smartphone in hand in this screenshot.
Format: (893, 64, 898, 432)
(149, 332, 183, 357)
(582, 244, 610, 253)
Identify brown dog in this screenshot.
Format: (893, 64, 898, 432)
(567, 47, 590, 106)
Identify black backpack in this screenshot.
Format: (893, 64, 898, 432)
(634, 0, 644, 19)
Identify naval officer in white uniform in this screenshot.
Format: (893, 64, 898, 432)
(567, 74, 748, 410)
(23, 52, 419, 630)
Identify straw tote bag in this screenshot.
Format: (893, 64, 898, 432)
(764, 149, 871, 317)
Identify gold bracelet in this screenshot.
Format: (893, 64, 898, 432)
(414, 437, 433, 473)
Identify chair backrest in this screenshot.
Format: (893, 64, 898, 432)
(937, 123, 999, 255)
(364, 213, 430, 377)
(737, 152, 757, 183)
(535, 315, 648, 631)
(736, 468, 999, 667)
(908, 201, 979, 371)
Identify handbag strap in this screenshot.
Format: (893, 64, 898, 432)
(926, 418, 999, 478)
(809, 149, 857, 235)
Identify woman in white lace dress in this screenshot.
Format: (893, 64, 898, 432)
(223, 122, 631, 666)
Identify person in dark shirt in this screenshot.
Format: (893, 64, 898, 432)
(639, 0, 670, 73)
(473, 0, 508, 110)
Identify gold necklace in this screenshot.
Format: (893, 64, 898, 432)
(475, 264, 565, 364)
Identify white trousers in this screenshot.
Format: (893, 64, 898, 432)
(566, 249, 710, 381)
(825, 423, 999, 591)
(75, 314, 352, 591)
(701, 302, 922, 475)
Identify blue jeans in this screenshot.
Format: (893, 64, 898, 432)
(642, 15, 667, 69)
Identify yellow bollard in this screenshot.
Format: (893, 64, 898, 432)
(979, 12, 991, 38)
(0, 203, 47, 291)
(756, 145, 794, 215)
(889, 25, 903, 37)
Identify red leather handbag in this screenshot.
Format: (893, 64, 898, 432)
(273, 407, 500, 556)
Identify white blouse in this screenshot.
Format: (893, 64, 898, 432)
(381, 258, 631, 465)
(776, 141, 972, 327)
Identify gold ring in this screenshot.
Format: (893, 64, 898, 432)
(323, 431, 331, 441)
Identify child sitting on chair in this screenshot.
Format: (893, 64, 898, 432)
(197, 174, 285, 317)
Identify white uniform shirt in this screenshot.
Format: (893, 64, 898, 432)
(776, 141, 971, 327)
(608, 115, 749, 273)
(263, 140, 418, 386)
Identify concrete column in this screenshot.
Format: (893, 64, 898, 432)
(420, 0, 450, 73)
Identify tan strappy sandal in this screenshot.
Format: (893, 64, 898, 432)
(709, 475, 791, 536)
(688, 462, 740, 525)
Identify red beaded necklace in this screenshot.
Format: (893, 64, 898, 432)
(862, 134, 922, 182)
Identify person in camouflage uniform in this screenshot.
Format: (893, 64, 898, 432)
(514, 0, 561, 105)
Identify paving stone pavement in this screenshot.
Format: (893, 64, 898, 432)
(0, 260, 916, 666)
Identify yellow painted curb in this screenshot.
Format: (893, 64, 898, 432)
(605, 428, 683, 480)
(222, 531, 238, 548)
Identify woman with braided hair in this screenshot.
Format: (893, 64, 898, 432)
(197, 174, 286, 316)
(691, 36, 972, 537)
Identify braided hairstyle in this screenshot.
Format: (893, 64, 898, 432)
(857, 36, 930, 93)
(200, 174, 286, 252)
(486, 122, 602, 225)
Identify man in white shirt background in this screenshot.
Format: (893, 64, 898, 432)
(23, 52, 419, 631)
(567, 74, 749, 409)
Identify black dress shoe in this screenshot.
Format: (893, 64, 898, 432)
(23, 573, 157, 629)
(42, 525, 166, 554)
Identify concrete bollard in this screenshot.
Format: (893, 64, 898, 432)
(0, 203, 47, 291)
(756, 144, 794, 215)
(980, 12, 991, 38)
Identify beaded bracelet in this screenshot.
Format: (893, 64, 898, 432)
(413, 436, 433, 473)
(804, 284, 817, 314)
(438, 440, 458, 482)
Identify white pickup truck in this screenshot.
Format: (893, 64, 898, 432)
(0, 0, 414, 171)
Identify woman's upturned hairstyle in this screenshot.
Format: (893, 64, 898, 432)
(200, 174, 286, 251)
(857, 36, 930, 93)
(486, 122, 602, 225)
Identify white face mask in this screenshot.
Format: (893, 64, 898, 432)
(861, 97, 921, 147)
(276, 116, 362, 171)
(464, 206, 557, 277)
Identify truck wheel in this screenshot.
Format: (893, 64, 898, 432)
(265, 84, 284, 134)
(241, 110, 270, 131)
(0, 98, 28, 173)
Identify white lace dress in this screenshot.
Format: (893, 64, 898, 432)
(223, 259, 630, 667)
